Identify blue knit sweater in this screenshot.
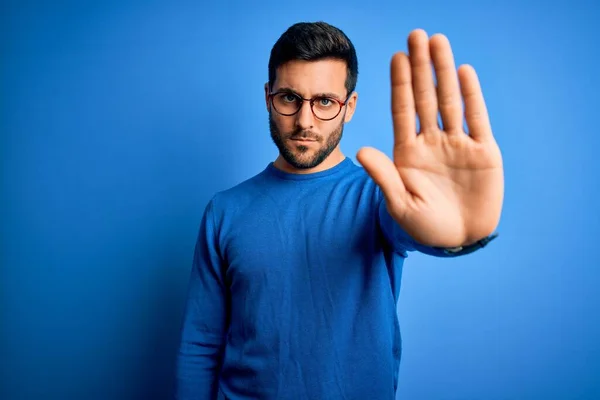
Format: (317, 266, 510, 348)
(175, 158, 492, 399)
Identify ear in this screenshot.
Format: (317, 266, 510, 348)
(264, 82, 271, 112)
(343, 91, 359, 123)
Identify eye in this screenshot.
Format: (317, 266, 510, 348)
(281, 93, 298, 103)
(317, 97, 334, 107)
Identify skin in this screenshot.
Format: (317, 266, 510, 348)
(267, 29, 504, 249)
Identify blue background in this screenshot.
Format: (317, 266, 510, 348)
(2, 1, 599, 399)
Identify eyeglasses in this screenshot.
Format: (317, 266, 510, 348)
(268, 90, 350, 121)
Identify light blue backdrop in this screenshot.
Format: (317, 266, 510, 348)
(2, 1, 599, 399)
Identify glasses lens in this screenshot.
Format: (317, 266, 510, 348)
(272, 93, 301, 115)
(312, 97, 341, 120)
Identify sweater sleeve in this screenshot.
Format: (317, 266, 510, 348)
(377, 197, 497, 258)
(175, 198, 229, 399)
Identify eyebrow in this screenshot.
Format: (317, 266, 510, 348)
(275, 87, 344, 100)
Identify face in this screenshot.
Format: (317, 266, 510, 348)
(266, 59, 357, 172)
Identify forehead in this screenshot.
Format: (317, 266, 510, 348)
(273, 59, 347, 96)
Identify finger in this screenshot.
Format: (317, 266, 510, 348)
(356, 147, 408, 210)
(458, 64, 492, 141)
(390, 51, 416, 146)
(407, 29, 438, 132)
(430, 34, 463, 133)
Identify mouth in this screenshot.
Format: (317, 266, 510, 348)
(290, 138, 318, 143)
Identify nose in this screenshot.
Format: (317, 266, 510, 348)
(295, 100, 315, 130)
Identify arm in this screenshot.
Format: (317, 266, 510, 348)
(175, 199, 229, 399)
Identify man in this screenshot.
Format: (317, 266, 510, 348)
(175, 21, 503, 400)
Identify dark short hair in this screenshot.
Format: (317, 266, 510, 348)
(268, 21, 358, 96)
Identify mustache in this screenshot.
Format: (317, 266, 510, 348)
(289, 129, 321, 141)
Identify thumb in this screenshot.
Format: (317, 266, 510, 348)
(356, 146, 408, 209)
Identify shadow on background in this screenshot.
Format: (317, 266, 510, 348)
(127, 111, 243, 400)
(1, 3, 246, 399)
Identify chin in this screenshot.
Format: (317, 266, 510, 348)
(286, 152, 327, 170)
(286, 157, 318, 170)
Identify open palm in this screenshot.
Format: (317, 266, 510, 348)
(357, 29, 504, 248)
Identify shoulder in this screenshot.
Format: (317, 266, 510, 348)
(204, 168, 271, 219)
(341, 160, 385, 202)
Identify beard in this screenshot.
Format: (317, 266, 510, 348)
(269, 113, 345, 170)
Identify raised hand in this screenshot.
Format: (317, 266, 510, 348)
(357, 29, 504, 248)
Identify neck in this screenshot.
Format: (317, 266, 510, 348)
(273, 149, 345, 174)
